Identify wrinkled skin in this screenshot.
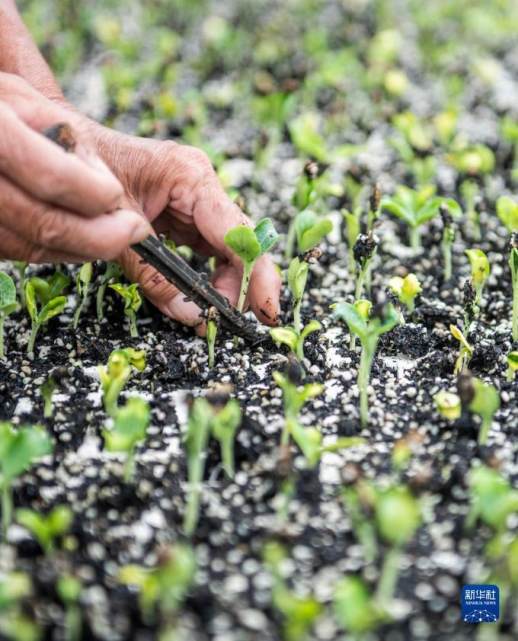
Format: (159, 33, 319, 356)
(0, 72, 281, 333)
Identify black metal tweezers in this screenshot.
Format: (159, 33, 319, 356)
(131, 236, 261, 342)
(44, 123, 261, 344)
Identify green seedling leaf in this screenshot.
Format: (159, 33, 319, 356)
(496, 195, 518, 232)
(110, 283, 142, 337)
(211, 399, 242, 478)
(334, 576, 381, 633)
(468, 378, 500, 445)
(389, 273, 422, 313)
(38, 296, 67, 325)
(294, 210, 332, 253)
(0, 571, 32, 609)
(507, 351, 518, 381)
(290, 421, 322, 468)
(254, 217, 279, 254)
(270, 327, 299, 353)
(287, 257, 309, 301)
(0, 423, 52, 483)
(104, 397, 150, 454)
(0, 273, 17, 314)
(98, 348, 145, 418)
(465, 249, 490, 287)
(375, 486, 421, 546)
(16, 505, 73, 554)
(224, 225, 261, 263)
(332, 302, 368, 342)
(468, 466, 518, 532)
(288, 112, 328, 161)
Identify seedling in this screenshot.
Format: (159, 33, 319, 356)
(465, 248, 490, 307)
(448, 144, 494, 177)
(353, 231, 378, 299)
(206, 306, 219, 368)
(263, 541, 322, 641)
(13, 261, 28, 308)
(388, 273, 422, 316)
(57, 574, 82, 641)
(210, 398, 242, 479)
(98, 348, 146, 417)
(272, 367, 323, 465)
(467, 378, 500, 445)
(285, 206, 332, 262)
(25, 272, 69, 355)
(374, 486, 421, 606)
(0, 571, 39, 641)
(103, 397, 150, 482)
(109, 283, 142, 337)
(0, 422, 52, 536)
(334, 576, 383, 635)
(496, 195, 518, 233)
(467, 465, 518, 534)
(0, 272, 18, 359)
(16, 505, 73, 554)
(434, 391, 461, 421)
(72, 263, 93, 329)
(183, 397, 212, 536)
(270, 320, 322, 362)
(333, 299, 399, 427)
(287, 210, 331, 331)
(224, 218, 279, 313)
(507, 351, 518, 381)
(342, 207, 361, 268)
(382, 186, 460, 250)
(367, 183, 382, 231)
(510, 234, 518, 341)
(439, 202, 458, 281)
(96, 261, 122, 321)
(460, 180, 482, 240)
(450, 325, 473, 374)
(119, 544, 196, 627)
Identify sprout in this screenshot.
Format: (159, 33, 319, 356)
(367, 183, 382, 231)
(465, 248, 490, 307)
(439, 202, 459, 281)
(388, 273, 422, 315)
(286, 205, 332, 264)
(0, 571, 39, 640)
(211, 398, 242, 479)
(496, 196, 518, 233)
(72, 263, 93, 329)
(342, 207, 361, 268)
(353, 231, 378, 299)
(382, 186, 460, 250)
(206, 306, 219, 368)
(25, 272, 69, 355)
(224, 217, 279, 313)
(507, 351, 518, 381)
(15, 505, 73, 554)
(56, 574, 82, 641)
(448, 144, 495, 176)
(109, 283, 142, 337)
(287, 211, 330, 331)
(13, 261, 28, 308)
(272, 368, 324, 465)
(467, 466, 518, 533)
(96, 262, 122, 321)
(103, 397, 150, 482)
(39, 368, 70, 420)
(450, 325, 473, 375)
(434, 391, 461, 421)
(263, 541, 322, 641)
(468, 378, 500, 446)
(509, 234, 518, 341)
(333, 299, 399, 427)
(0, 272, 18, 359)
(374, 486, 421, 606)
(270, 319, 322, 362)
(460, 180, 482, 241)
(0, 422, 52, 536)
(119, 544, 196, 626)
(183, 397, 212, 536)
(334, 576, 383, 634)
(98, 348, 146, 417)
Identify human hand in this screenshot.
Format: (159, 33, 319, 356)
(88, 127, 282, 331)
(0, 73, 151, 263)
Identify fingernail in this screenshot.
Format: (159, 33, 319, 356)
(126, 214, 151, 244)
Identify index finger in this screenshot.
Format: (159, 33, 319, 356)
(0, 102, 123, 216)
